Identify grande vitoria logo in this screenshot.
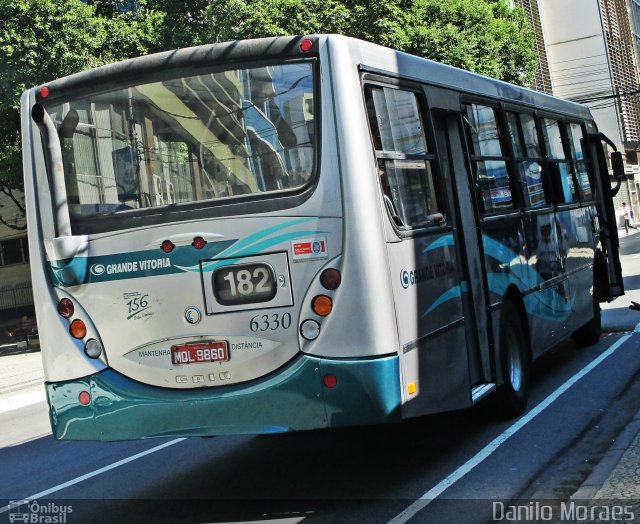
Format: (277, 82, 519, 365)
(90, 264, 106, 276)
(401, 269, 411, 289)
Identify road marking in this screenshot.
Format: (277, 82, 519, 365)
(388, 333, 632, 524)
(0, 390, 46, 415)
(0, 438, 187, 515)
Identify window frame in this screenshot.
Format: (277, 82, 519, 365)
(537, 114, 582, 207)
(503, 108, 551, 211)
(461, 98, 519, 217)
(363, 77, 447, 235)
(0, 237, 29, 267)
(42, 57, 322, 236)
(564, 120, 596, 203)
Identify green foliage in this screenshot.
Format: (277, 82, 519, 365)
(403, 0, 537, 84)
(204, 0, 538, 86)
(206, 0, 352, 41)
(145, 0, 211, 50)
(0, 0, 162, 191)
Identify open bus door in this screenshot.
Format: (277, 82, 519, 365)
(590, 132, 625, 301)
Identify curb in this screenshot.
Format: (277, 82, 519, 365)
(571, 408, 640, 500)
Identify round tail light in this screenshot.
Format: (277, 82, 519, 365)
(58, 298, 74, 318)
(70, 319, 87, 339)
(161, 240, 175, 253)
(78, 391, 91, 405)
(323, 374, 338, 388)
(312, 295, 333, 317)
(320, 268, 341, 290)
(192, 236, 207, 249)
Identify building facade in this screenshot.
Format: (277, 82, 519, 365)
(0, 190, 33, 323)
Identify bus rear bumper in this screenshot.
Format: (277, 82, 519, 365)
(45, 354, 401, 441)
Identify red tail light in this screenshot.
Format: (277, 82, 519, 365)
(320, 268, 341, 290)
(161, 240, 175, 253)
(58, 298, 74, 318)
(323, 374, 338, 388)
(192, 236, 207, 249)
(78, 391, 91, 405)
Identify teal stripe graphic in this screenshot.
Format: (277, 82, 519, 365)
(420, 232, 574, 322)
(216, 217, 318, 257)
(50, 239, 237, 287)
(49, 218, 331, 287)
(197, 230, 329, 273)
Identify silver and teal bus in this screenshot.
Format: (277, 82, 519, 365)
(21, 35, 623, 441)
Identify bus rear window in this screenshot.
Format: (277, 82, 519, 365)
(43, 62, 315, 222)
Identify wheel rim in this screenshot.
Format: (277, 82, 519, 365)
(506, 324, 522, 392)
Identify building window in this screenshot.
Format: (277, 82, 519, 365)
(0, 237, 29, 266)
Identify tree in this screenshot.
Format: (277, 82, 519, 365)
(0, 0, 162, 228)
(204, 0, 538, 86)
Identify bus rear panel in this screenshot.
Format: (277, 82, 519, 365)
(22, 36, 401, 441)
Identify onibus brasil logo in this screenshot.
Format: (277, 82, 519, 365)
(8, 500, 73, 523)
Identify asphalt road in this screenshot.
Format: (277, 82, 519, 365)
(2, 234, 640, 524)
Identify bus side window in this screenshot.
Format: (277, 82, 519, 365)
(541, 118, 578, 204)
(364, 85, 444, 229)
(462, 103, 514, 214)
(505, 111, 549, 209)
(567, 123, 594, 201)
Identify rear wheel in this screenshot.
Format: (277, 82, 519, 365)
(494, 300, 530, 418)
(572, 299, 601, 347)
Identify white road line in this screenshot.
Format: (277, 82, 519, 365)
(0, 437, 187, 514)
(0, 390, 46, 415)
(388, 333, 633, 524)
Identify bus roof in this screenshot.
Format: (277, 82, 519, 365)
(32, 34, 592, 122)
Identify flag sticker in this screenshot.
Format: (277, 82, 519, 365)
(291, 237, 328, 261)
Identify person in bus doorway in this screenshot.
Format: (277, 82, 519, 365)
(536, 222, 569, 304)
(536, 223, 559, 281)
(622, 202, 637, 235)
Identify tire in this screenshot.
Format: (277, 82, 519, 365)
(572, 300, 601, 347)
(494, 300, 531, 418)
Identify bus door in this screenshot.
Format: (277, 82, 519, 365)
(365, 81, 493, 417)
(428, 89, 494, 400)
(589, 133, 624, 300)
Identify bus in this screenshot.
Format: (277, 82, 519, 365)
(21, 35, 624, 441)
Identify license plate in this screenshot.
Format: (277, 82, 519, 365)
(170, 341, 229, 365)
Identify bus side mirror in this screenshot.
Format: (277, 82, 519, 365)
(611, 151, 625, 180)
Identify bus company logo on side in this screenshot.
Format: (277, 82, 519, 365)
(401, 262, 456, 289)
(90, 264, 106, 276)
(401, 269, 412, 289)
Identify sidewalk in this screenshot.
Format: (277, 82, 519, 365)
(0, 342, 44, 398)
(0, 342, 49, 447)
(570, 408, 640, 522)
